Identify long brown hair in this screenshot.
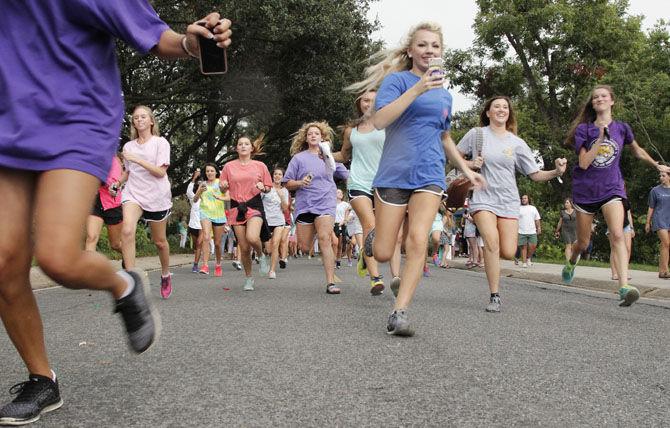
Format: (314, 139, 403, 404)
(479, 96, 517, 135)
(237, 133, 265, 158)
(565, 85, 615, 147)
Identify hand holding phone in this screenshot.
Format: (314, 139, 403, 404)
(197, 22, 227, 75)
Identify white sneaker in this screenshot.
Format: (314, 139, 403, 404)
(318, 141, 336, 170)
(268, 271, 276, 279)
(522, 262, 528, 268)
(527, 259, 533, 266)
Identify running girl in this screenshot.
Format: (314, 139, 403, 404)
(193, 163, 228, 277)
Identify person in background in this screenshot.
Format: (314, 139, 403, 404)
(518, 194, 541, 268)
(554, 198, 577, 262)
(186, 168, 205, 273)
(85, 153, 124, 257)
(645, 170, 670, 279)
(0, 3, 231, 424)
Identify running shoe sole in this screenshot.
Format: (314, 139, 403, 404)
(0, 399, 64, 426)
(370, 283, 384, 296)
(619, 287, 640, 307)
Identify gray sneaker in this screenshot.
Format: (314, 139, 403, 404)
(259, 254, 270, 275)
(390, 276, 401, 298)
(387, 310, 414, 337)
(244, 277, 255, 291)
(486, 295, 502, 313)
(114, 270, 160, 353)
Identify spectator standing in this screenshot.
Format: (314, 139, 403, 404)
(518, 194, 541, 267)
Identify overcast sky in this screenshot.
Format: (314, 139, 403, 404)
(366, 1, 668, 112)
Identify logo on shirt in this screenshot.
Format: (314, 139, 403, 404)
(590, 137, 618, 168)
(503, 147, 514, 158)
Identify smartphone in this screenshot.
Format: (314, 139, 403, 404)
(603, 126, 610, 140)
(428, 57, 445, 78)
(197, 23, 228, 75)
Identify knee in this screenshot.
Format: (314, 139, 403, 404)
(110, 240, 122, 252)
(121, 225, 136, 243)
(153, 238, 169, 252)
(500, 246, 516, 260)
(576, 237, 590, 250)
(85, 231, 100, 246)
(0, 249, 30, 286)
(404, 232, 427, 256)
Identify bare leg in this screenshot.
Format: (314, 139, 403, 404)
(474, 211, 519, 294)
(658, 230, 670, 274)
(315, 216, 336, 284)
(85, 215, 105, 251)
(120, 202, 144, 270)
(148, 219, 170, 276)
(602, 201, 627, 288)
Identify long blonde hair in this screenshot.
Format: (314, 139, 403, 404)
(289, 121, 334, 156)
(129, 105, 161, 140)
(345, 21, 444, 95)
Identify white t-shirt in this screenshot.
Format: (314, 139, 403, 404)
(518, 205, 541, 234)
(185, 182, 202, 229)
(262, 187, 289, 227)
(335, 201, 350, 224)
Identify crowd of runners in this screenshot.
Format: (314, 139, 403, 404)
(2, 2, 670, 425)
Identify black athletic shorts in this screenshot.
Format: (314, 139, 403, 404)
(92, 195, 123, 226)
(141, 208, 172, 222)
(187, 227, 201, 237)
(296, 212, 330, 225)
(573, 196, 622, 215)
(348, 189, 374, 204)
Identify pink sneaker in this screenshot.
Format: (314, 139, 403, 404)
(160, 274, 172, 299)
(423, 265, 430, 277)
(199, 264, 209, 275)
(214, 264, 222, 277)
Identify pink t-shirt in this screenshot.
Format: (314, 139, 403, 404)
(220, 159, 272, 225)
(99, 156, 123, 210)
(122, 136, 172, 212)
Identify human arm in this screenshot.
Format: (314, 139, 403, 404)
(333, 127, 353, 163)
(279, 189, 289, 212)
(442, 132, 486, 189)
(372, 70, 444, 130)
(645, 207, 654, 234)
(535, 219, 542, 235)
(529, 158, 567, 182)
(554, 216, 563, 238)
(333, 163, 349, 181)
(283, 157, 311, 191)
(629, 141, 670, 173)
(150, 14, 232, 59)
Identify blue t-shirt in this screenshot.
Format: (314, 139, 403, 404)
(0, 1, 168, 181)
(372, 71, 453, 190)
(571, 121, 634, 205)
(648, 185, 670, 231)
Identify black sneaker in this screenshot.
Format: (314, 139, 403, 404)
(279, 259, 287, 269)
(114, 270, 160, 354)
(0, 374, 63, 425)
(336, 260, 341, 269)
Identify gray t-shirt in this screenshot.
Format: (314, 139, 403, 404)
(457, 126, 539, 218)
(649, 185, 670, 231)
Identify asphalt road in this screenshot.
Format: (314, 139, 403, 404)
(1, 257, 669, 427)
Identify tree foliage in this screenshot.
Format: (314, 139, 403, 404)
(117, 0, 379, 195)
(445, 0, 670, 263)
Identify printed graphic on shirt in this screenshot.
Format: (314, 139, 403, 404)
(590, 137, 618, 168)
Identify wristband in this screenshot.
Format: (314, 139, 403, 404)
(181, 36, 198, 59)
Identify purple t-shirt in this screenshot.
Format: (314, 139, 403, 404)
(0, 1, 169, 181)
(283, 151, 349, 217)
(571, 121, 634, 205)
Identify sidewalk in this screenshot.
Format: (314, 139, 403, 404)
(30, 254, 195, 290)
(447, 258, 670, 300)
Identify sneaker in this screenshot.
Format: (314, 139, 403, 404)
(364, 229, 375, 258)
(160, 274, 172, 299)
(279, 259, 287, 269)
(199, 264, 210, 275)
(432, 253, 439, 266)
(522, 262, 528, 268)
(370, 277, 384, 296)
(336, 260, 341, 269)
(356, 253, 368, 278)
(318, 141, 336, 170)
(527, 259, 533, 267)
(232, 261, 242, 271)
(618, 285, 640, 307)
(114, 270, 159, 353)
(562, 259, 578, 284)
(347, 259, 353, 267)
(191, 262, 199, 273)
(423, 265, 430, 277)
(486, 295, 502, 313)
(390, 276, 401, 298)
(259, 254, 269, 275)
(268, 271, 276, 279)
(386, 310, 414, 336)
(0, 375, 63, 425)
(326, 283, 341, 294)
(514, 258, 519, 265)
(214, 264, 222, 277)
(243, 277, 255, 291)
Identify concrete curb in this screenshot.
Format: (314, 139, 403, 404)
(446, 260, 670, 301)
(30, 254, 196, 290)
